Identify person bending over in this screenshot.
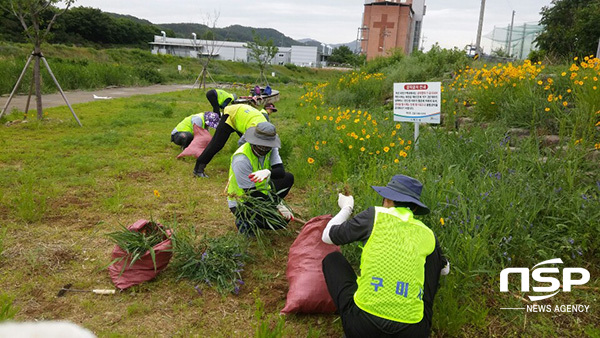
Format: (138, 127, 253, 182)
(205, 88, 236, 115)
(193, 104, 267, 178)
(171, 112, 220, 149)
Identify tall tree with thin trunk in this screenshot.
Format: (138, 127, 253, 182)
(245, 30, 278, 86)
(8, 0, 75, 120)
(196, 11, 224, 89)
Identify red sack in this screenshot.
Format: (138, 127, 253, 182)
(177, 124, 212, 159)
(108, 219, 173, 290)
(281, 215, 340, 314)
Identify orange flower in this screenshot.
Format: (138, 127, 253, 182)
(153, 190, 160, 198)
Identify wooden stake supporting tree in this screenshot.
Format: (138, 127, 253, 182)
(0, 0, 81, 126)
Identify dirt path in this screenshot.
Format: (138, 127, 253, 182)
(0, 84, 195, 115)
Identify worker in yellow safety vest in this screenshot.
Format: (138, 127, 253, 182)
(193, 104, 267, 178)
(227, 122, 294, 235)
(205, 88, 237, 115)
(321, 175, 449, 338)
(170, 112, 220, 149)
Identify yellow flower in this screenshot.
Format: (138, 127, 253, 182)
(322, 141, 327, 145)
(349, 145, 353, 149)
(383, 147, 390, 153)
(153, 190, 160, 198)
(422, 167, 427, 171)
(574, 138, 582, 145)
(394, 159, 400, 163)
(545, 107, 550, 112)
(314, 145, 319, 151)
(595, 143, 600, 150)
(440, 218, 445, 226)
(395, 124, 401, 129)
(376, 151, 380, 154)
(360, 147, 366, 152)
(562, 101, 568, 107)
(316, 116, 320, 121)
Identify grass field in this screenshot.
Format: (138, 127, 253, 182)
(0, 49, 599, 337)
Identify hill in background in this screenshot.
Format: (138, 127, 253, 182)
(0, 5, 357, 51)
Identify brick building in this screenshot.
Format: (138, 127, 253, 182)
(359, 0, 426, 60)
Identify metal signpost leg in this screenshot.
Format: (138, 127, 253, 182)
(414, 123, 420, 150)
(0, 54, 34, 119)
(41, 56, 82, 126)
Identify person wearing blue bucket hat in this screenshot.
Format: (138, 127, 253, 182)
(321, 174, 449, 338)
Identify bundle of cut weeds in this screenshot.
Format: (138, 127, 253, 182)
(233, 187, 291, 233)
(106, 220, 168, 274)
(169, 223, 250, 295)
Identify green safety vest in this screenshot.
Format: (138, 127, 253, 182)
(175, 113, 206, 133)
(354, 207, 436, 323)
(227, 142, 272, 202)
(223, 104, 267, 133)
(216, 89, 235, 107)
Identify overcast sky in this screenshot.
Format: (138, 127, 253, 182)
(72, 0, 553, 52)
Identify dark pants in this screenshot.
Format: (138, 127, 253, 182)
(171, 132, 193, 149)
(206, 89, 220, 114)
(229, 172, 294, 232)
(206, 89, 233, 115)
(194, 115, 242, 172)
(322, 252, 430, 338)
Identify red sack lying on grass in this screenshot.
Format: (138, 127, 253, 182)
(281, 215, 340, 314)
(108, 219, 173, 290)
(177, 124, 212, 159)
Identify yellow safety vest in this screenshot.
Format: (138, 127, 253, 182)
(216, 89, 235, 107)
(175, 113, 206, 133)
(354, 207, 436, 323)
(223, 104, 267, 133)
(227, 143, 272, 202)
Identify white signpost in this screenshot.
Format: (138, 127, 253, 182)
(393, 82, 442, 149)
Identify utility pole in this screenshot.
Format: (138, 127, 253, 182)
(507, 10, 515, 57)
(597, 37, 600, 59)
(475, 0, 487, 55)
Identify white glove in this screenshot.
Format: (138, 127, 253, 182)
(338, 193, 354, 210)
(277, 203, 294, 221)
(441, 262, 450, 276)
(249, 169, 271, 183)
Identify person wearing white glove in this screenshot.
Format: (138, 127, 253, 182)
(321, 175, 449, 338)
(227, 122, 294, 235)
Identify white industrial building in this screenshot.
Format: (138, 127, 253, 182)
(150, 35, 331, 67)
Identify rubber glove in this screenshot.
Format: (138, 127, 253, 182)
(277, 203, 294, 221)
(249, 169, 271, 183)
(338, 193, 354, 210)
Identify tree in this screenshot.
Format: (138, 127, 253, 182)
(193, 11, 224, 89)
(6, 0, 75, 120)
(245, 30, 278, 85)
(328, 45, 364, 67)
(535, 0, 600, 58)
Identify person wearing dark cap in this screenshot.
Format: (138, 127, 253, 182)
(206, 88, 237, 115)
(227, 122, 294, 234)
(321, 175, 449, 338)
(260, 103, 278, 121)
(171, 112, 220, 149)
(193, 103, 268, 178)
